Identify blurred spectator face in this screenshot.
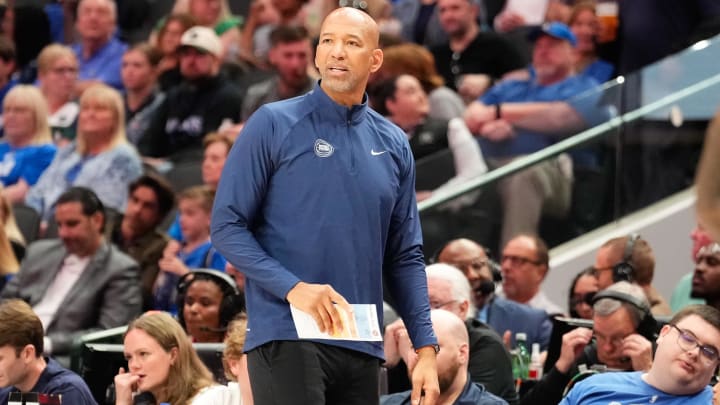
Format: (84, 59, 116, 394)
(189, 0, 222, 26)
(691, 225, 714, 260)
(0, 344, 30, 389)
(593, 306, 637, 369)
(55, 201, 103, 256)
(183, 279, 223, 342)
(76, 0, 116, 43)
(437, 239, 492, 309)
(386, 74, 429, 127)
(179, 47, 219, 80)
(201, 140, 229, 188)
(570, 274, 598, 319)
(593, 245, 617, 289)
(178, 197, 211, 242)
(692, 243, 720, 302)
(225, 262, 245, 291)
(570, 8, 598, 54)
(78, 98, 116, 140)
(500, 236, 546, 302)
(124, 328, 174, 394)
(269, 38, 311, 89)
(123, 185, 161, 236)
(121, 49, 156, 92)
(437, 0, 477, 38)
(39, 55, 78, 101)
(3, 99, 35, 143)
(159, 20, 187, 56)
(271, 0, 302, 17)
(532, 35, 574, 83)
(427, 277, 467, 319)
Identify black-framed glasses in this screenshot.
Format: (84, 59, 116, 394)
(670, 324, 720, 364)
(570, 292, 597, 308)
(501, 254, 541, 266)
(430, 299, 457, 310)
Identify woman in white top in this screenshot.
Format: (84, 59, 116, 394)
(114, 312, 234, 405)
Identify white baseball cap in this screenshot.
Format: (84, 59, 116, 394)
(180, 26, 222, 58)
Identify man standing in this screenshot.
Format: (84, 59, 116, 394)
(499, 234, 563, 315)
(381, 310, 507, 405)
(560, 304, 720, 404)
(211, 7, 439, 405)
(0, 300, 96, 404)
(1, 187, 141, 361)
(241, 25, 315, 121)
(72, 0, 127, 91)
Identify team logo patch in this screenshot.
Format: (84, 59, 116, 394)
(314, 139, 335, 158)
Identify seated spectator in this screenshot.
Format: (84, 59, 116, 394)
(105, 174, 176, 311)
(168, 132, 233, 242)
(373, 43, 465, 121)
(1, 187, 142, 361)
(499, 234, 564, 315)
(0, 187, 24, 256)
(568, 267, 598, 319)
(0, 35, 17, 114)
(691, 241, 720, 311)
(0, 85, 57, 203)
(561, 304, 720, 405)
(0, 191, 21, 291)
(169, 0, 242, 62)
(568, 1, 614, 84)
(240, 25, 314, 122)
(0, 300, 95, 404)
(121, 43, 165, 146)
(223, 315, 252, 405)
(670, 225, 710, 312)
(519, 281, 655, 405)
(154, 186, 226, 312)
(139, 26, 243, 162)
(25, 83, 142, 223)
(381, 309, 507, 405)
(114, 312, 233, 405)
(237, 0, 280, 66)
(155, 13, 196, 91)
(436, 238, 553, 350)
(464, 23, 599, 246)
(384, 263, 517, 403)
(593, 234, 671, 315)
(177, 269, 245, 342)
(430, 0, 526, 103)
(391, 0, 447, 48)
(72, 0, 128, 92)
(36, 44, 80, 145)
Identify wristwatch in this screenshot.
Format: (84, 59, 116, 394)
(415, 344, 440, 354)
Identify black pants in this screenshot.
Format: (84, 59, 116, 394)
(247, 341, 381, 405)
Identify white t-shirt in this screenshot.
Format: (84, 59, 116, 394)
(190, 384, 241, 405)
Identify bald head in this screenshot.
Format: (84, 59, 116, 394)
(322, 7, 380, 48)
(431, 309, 469, 345)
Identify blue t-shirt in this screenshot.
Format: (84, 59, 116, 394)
(0, 143, 57, 187)
(583, 59, 614, 84)
(72, 37, 127, 90)
(0, 357, 96, 405)
(560, 371, 712, 405)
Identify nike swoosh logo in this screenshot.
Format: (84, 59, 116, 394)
(371, 149, 387, 156)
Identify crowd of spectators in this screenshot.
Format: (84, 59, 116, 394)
(0, 0, 717, 403)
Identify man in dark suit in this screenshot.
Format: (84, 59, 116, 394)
(1, 187, 141, 362)
(437, 238, 552, 350)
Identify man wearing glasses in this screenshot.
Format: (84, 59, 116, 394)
(499, 234, 563, 315)
(560, 304, 720, 404)
(691, 242, 720, 310)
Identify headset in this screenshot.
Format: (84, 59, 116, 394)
(176, 269, 245, 332)
(590, 289, 658, 341)
(612, 233, 640, 283)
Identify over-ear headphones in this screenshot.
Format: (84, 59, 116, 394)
(176, 269, 245, 331)
(591, 289, 658, 340)
(612, 234, 639, 283)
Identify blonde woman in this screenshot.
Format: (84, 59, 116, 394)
(36, 44, 80, 145)
(25, 84, 142, 221)
(0, 190, 23, 290)
(0, 85, 57, 203)
(223, 316, 252, 405)
(115, 312, 234, 405)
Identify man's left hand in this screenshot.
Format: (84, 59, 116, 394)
(622, 333, 653, 371)
(410, 346, 439, 405)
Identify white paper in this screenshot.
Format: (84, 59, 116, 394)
(505, 0, 549, 26)
(290, 304, 382, 341)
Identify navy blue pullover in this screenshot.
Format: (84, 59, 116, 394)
(211, 83, 436, 359)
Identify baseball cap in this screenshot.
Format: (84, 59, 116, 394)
(528, 22, 577, 47)
(179, 26, 222, 58)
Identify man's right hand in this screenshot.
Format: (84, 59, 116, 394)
(286, 282, 352, 334)
(555, 327, 593, 374)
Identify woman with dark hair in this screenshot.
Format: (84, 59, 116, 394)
(155, 13, 196, 90)
(114, 312, 234, 405)
(568, 267, 599, 319)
